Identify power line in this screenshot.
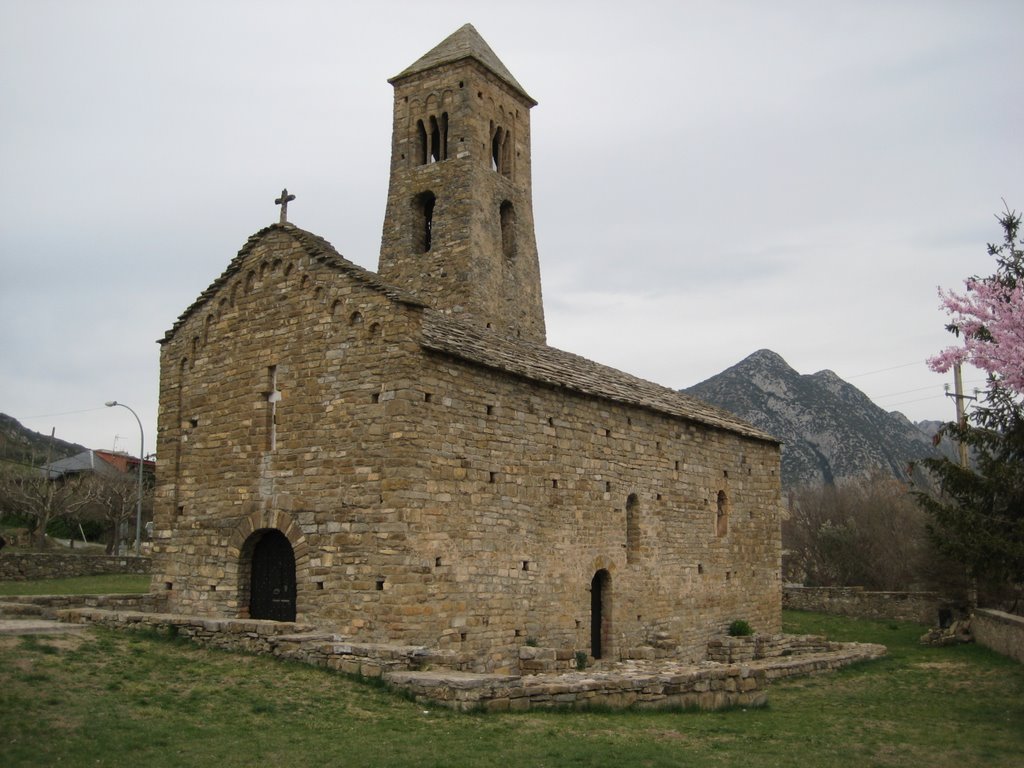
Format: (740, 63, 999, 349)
(869, 378, 987, 402)
(21, 406, 107, 420)
(883, 394, 950, 409)
(846, 361, 924, 379)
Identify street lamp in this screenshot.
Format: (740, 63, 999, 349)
(105, 401, 144, 556)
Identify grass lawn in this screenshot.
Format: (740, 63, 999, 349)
(0, 573, 151, 596)
(1, 610, 1021, 767)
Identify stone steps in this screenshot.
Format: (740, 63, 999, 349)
(0, 600, 49, 618)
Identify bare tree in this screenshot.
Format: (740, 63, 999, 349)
(81, 472, 152, 554)
(783, 472, 943, 591)
(0, 467, 98, 549)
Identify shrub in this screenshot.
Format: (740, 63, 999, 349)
(728, 620, 753, 637)
(574, 651, 588, 670)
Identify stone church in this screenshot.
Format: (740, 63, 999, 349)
(152, 24, 783, 670)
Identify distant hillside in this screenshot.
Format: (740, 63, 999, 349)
(683, 350, 945, 490)
(0, 413, 86, 469)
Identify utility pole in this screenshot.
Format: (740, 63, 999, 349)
(945, 362, 978, 610)
(953, 363, 969, 468)
(944, 362, 976, 469)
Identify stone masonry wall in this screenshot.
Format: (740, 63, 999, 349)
(972, 609, 1024, 663)
(152, 228, 426, 620)
(375, 348, 783, 667)
(0, 553, 151, 582)
(783, 586, 941, 625)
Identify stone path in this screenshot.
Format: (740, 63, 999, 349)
(0, 617, 86, 635)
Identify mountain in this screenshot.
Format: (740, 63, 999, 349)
(683, 350, 944, 490)
(0, 413, 86, 469)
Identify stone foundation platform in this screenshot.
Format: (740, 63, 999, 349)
(54, 605, 886, 711)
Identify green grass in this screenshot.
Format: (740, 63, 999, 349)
(0, 573, 150, 596)
(0, 611, 1021, 767)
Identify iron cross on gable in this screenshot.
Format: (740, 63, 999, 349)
(275, 188, 296, 224)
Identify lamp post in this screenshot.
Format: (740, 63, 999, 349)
(105, 401, 144, 556)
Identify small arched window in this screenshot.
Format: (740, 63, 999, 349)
(414, 191, 436, 252)
(500, 201, 516, 259)
(716, 490, 729, 537)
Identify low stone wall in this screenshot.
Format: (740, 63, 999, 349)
(707, 633, 836, 663)
(0, 593, 163, 618)
(972, 609, 1024, 664)
(58, 607, 473, 670)
(783, 585, 940, 624)
(57, 607, 885, 711)
(0, 553, 151, 581)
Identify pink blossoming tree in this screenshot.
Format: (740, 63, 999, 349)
(915, 205, 1024, 605)
(928, 205, 1024, 398)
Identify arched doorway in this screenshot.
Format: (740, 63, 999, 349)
(248, 529, 296, 621)
(591, 569, 611, 659)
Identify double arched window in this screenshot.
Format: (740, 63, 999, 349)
(416, 113, 448, 164)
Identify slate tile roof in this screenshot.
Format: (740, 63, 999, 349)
(420, 311, 778, 444)
(389, 23, 536, 106)
(41, 450, 123, 480)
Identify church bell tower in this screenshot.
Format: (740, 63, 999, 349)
(377, 24, 546, 343)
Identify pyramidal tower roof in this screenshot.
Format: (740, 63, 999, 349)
(389, 23, 536, 105)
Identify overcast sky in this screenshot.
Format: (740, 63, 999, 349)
(2, 0, 1021, 458)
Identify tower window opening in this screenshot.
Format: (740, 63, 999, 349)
(429, 116, 440, 162)
(414, 191, 436, 252)
(487, 124, 507, 174)
(416, 120, 428, 165)
(417, 114, 448, 164)
(500, 201, 516, 259)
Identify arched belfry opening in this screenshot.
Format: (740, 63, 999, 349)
(591, 569, 612, 660)
(243, 529, 296, 621)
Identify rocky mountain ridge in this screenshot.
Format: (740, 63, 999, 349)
(683, 350, 948, 490)
(0, 413, 85, 469)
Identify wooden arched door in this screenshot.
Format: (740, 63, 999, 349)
(249, 530, 296, 621)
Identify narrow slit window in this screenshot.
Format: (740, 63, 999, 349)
(500, 201, 516, 259)
(414, 191, 436, 252)
(266, 365, 281, 452)
(626, 493, 640, 563)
